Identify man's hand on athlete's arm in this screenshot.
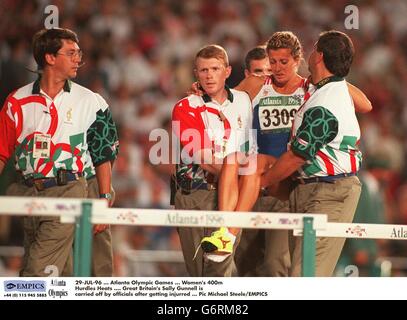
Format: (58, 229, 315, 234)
(186, 82, 204, 96)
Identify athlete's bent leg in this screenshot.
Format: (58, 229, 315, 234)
(235, 154, 276, 213)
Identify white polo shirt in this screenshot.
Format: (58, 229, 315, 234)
(291, 76, 362, 178)
(172, 87, 253, 185)
(0, 79, 118, 179)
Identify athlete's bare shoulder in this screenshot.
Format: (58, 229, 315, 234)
(235, 75, 265, 101)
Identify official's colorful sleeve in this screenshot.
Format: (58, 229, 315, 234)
(291, 106, 338, 160)
(0, 97, 17, 163)
(87, 96, 119, 167)
(172, 99, 211, 154)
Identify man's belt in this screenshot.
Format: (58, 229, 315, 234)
(22, 171, 84, 191)
(295, 172, 356, 185)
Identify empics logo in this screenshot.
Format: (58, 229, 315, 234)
(5, 283, 16, 290)
(4, 280, 46, 292)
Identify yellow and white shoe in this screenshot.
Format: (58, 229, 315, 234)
(200, 227, 235, 255)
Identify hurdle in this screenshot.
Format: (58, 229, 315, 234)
(0, 196, 327, 277)
(5, 195, 407, 277)
(293, 222, 407, 240)
(4, 195, 407, 276)
(0, 196, 107, 276)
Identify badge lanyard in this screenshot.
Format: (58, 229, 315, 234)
(33, 95, 51, 160)
(33, 90, 64, 160)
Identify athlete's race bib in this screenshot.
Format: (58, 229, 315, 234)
(259, 105, 298, 132)
(257, 95, 302, 132)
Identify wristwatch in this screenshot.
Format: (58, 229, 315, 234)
(99, 193, 112, 201)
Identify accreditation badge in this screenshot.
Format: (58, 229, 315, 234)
(213, 137, 227, 159)
(33, 133, 51, 159)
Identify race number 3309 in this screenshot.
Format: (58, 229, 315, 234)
(259, 105, 297, 132)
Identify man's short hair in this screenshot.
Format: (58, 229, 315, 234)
(266, 31, 303, 61)
(32, 28, 79, 69)
(317, 30, 354, 77)
(245, 46, 267, 71)
(194, 44, 229, 68)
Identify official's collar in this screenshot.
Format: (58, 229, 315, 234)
(315, 75, 343, 89)
(32, 76, 72, 94)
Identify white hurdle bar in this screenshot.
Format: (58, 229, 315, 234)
(88, 207, 328, 230)
(294, 222, 407, 240)
(0, 196, 107, 219)
(7, 196, 407, 275)
(0, 196, 327, 232)
(0, 196, 326, 277)
(0, 196, 108, 276)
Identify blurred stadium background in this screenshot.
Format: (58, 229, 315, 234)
(1, 0, 407, 276)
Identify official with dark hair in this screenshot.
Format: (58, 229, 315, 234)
(0, 28, 119, 276)
(262, 30, 363, 276)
